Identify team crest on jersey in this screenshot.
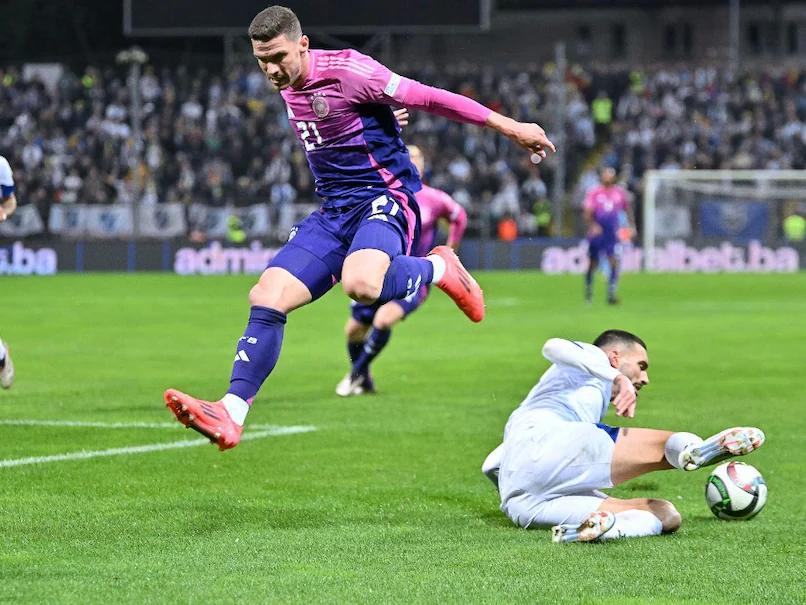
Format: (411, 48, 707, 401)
(311, 93, 329, 118)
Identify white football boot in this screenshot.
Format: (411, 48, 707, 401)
(0, 340, 14, 389)
(335, 373, 375, 397)
(335, 373, 354, 397)
(552, 511, 616, 544)
(679, 427, 765, 471)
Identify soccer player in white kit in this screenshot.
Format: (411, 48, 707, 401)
(481, 330, 765, 543)
(0, 155, 18, 388)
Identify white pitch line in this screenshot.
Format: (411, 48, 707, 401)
(0, 419, 307, 432)
(0, 425, 316, 469)
(0, 419, 181, 429)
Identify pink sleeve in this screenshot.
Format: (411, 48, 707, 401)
(335, 51, 491, 127)
(438, 190, 468, 244)
(392, 77, 492, 127)
(336, 50, 400, 104)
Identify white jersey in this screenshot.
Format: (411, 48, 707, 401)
(487, 339, 625, 528)
(505, 339, 620, 433)
(0, 155, 14, 198)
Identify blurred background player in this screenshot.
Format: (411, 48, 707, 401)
(583, 167, 634, 305)
(337, 143, 468, 396)
(0, 155, 18, 389)
(164, 5, 555, 450)
(481, 330, 765, 543)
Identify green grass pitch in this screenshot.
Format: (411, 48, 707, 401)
(0, 272, 804, 604)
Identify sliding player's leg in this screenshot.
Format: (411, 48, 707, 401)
(496, 422, 674, 542)
(341, 192, 484, 322)
(504, 491, 671, 543)
(610, 426, 766, 483)
(551, 495, 678, 543)
(165, 211, 345, 450)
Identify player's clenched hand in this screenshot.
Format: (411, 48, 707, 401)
(510, 122, 556, 158)
(394, 108, 410, 128)
(486, 113, 556, 159)
(612, 374, 637, 418)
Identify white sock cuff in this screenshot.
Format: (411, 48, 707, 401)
(664, 431, 703, 469)
(427, 255, 447, 283)
(604, 509, 663, 539)
(222, 393, 249, 426)
(0, 340, 6, 360)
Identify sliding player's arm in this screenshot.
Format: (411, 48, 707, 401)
(541, 338, 637, 417)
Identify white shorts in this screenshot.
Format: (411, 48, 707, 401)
(498, 412, 618, 528)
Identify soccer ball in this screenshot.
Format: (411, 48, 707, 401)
(705, 461, 767, 520)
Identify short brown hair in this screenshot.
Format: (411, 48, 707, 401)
(593, 329, 647, 351)
(248, 6, 302, 41)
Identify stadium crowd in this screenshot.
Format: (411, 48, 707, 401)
(1, 60, 805, 237)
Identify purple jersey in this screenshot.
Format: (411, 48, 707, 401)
(414, 185, 468, 257)
(583, 184, 629, 237)
(280, 49, 421, 207)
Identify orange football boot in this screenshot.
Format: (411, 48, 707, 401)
(164, 388, 242, 451)
(429, 245, 485, 322)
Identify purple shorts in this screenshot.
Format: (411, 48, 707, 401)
(268, 190, 420, 301)
(350, 284, 431, 325)
(587, 233, 618, 259)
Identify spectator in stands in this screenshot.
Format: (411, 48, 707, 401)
(1, 61, 804, 241)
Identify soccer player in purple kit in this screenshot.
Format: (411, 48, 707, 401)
(164, 5, 556, 450)
(336, 144, 468, 397)
(583, 167, 634, 305)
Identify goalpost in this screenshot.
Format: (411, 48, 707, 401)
(642, 170, 806, 272)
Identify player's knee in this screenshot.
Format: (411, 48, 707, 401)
(373, 316, 395, 330)
(651, 499, 682, 533)
(342, 275, 380, 304)
(248, 281, 291, 311)
(373, 306, 401, 330)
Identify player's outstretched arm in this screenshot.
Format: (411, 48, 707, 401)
(389, 78, 555, 158)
